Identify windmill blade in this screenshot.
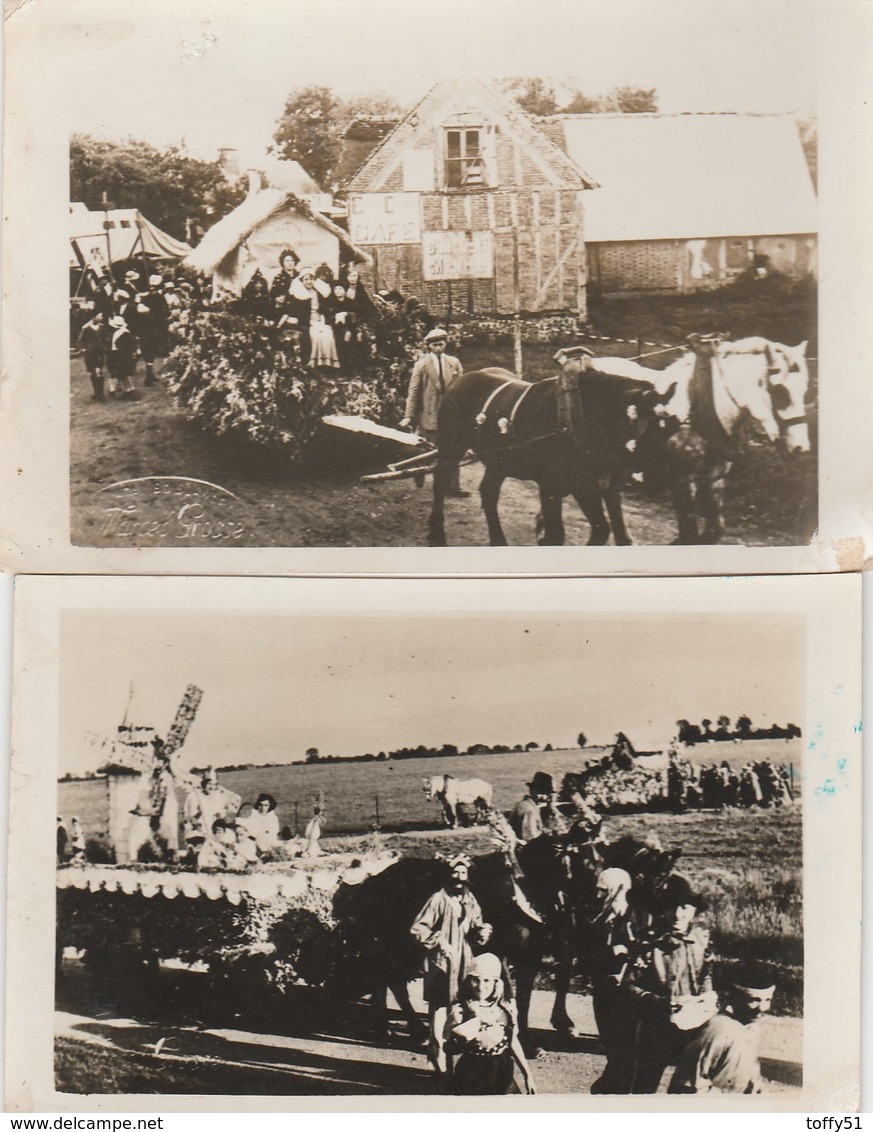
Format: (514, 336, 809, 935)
(163, 685, 204, 755)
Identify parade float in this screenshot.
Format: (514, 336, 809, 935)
(57, 684, 399, 996)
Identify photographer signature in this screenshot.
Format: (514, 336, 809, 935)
(96, 476, 247, 544)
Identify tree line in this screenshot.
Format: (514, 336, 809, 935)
(675, 715, 801, 746)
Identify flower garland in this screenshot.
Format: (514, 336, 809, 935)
(162, 306, 416, 465)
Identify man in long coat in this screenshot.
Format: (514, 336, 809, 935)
(410, 853, 492, 1074)
(400, 326, 467, 496)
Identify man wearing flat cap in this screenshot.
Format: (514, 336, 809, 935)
(400, 327, 468, 496)
(554, 344, 596, 446)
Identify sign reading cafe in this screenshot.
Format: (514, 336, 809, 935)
(348, 193, 421, 246)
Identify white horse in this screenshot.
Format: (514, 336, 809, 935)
(598, 337, 810, 543)
(423, 774, 494, 828)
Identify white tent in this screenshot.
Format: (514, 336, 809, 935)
(70, 202, 192, 272)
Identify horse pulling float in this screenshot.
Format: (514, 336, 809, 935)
(357, 334, 811, 546)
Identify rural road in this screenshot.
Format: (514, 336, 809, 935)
(56, 982, 801, 1098)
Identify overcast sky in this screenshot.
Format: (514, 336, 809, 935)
(60, 0, 819, 167)
(59, 609, 804, 776)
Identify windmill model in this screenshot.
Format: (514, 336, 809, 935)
(95, 682, 204, 862)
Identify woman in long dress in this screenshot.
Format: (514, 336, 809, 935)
(287, 266, 340, 370)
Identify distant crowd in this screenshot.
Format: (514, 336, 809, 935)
(564, 754, 795, 816)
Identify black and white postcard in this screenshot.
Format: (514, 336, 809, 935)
(2, 0, 872, 573)
(5, 573, 862, 1110)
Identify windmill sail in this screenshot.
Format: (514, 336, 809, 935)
(164, 684, 204, 754)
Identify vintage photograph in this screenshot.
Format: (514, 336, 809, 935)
(5, 575, 862, 1110)
(60, 0, 823, 553)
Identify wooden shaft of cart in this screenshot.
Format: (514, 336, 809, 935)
(388, 448, 439, 472)
(361, 464, 437, 483)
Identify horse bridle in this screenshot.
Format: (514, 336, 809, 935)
(713, 349, 809, 435)
(766, 361, 809, 433)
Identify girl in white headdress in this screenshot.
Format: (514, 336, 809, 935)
(446, 952, 535, 1095)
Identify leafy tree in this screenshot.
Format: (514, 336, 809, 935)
(561, 90, 603, 114)
(577, 731, 587, 748)
(525, 741, 539, 751)
(735, 714, 753, 739)
(502, 80, 659, 117)
(305, 747, 320, 763)
(271, 85, 343, 189)
(271, 87, 402, 191)
(603, 85, 658, 113)
(70, 134, 246, 242)
(500, 77, 560, 116)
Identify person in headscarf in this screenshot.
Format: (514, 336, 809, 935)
(623, 874, 716, 1093)
(287, 266, 340, 369)
(303, 803, 326, 857)
(446, 952, 535, 1095)
(669, 961, 777, 1094)
(410, 853, 492, 1074)
(587, 867, 636, 1093)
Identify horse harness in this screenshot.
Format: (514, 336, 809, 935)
(473, 375, 600, 457)
(474, 378, 537, 442)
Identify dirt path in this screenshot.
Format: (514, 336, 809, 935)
(69, 357, 808, 549)
(56, 982, 801, 1097)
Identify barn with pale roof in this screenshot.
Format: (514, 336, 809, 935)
(552, 112, 817, 292)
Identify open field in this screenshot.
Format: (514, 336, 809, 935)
(60, 737, 802, 839)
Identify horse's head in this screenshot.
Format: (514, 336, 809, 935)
(718, 338, 810, 455)
(422, 776, 437, 799)
(766, 341, 811, 456)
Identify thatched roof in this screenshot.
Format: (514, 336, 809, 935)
(185, 188, 371, 275)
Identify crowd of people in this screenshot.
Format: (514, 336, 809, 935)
(563, 752, 795, 816)
(667, 755, 794, 812)
(74, 267, 178, 401)
(72, 249, 444, 401)
(404, 772, 779, 1095)
(236, 249, 434, 373)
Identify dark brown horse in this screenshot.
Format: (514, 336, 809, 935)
(427, 366, 661, 547)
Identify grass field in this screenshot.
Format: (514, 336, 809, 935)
(60, 737, 801, 839)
